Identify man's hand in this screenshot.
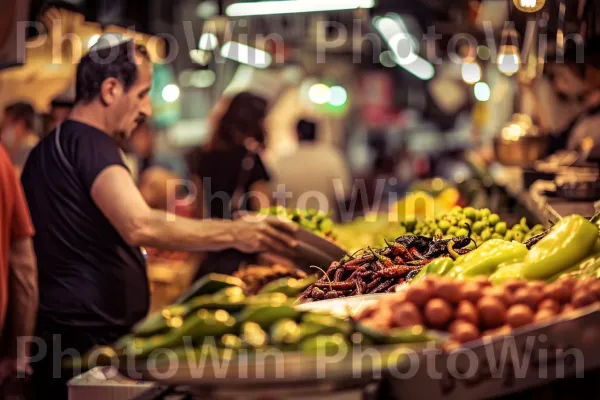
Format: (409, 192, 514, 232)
(232, 216, 298, 256)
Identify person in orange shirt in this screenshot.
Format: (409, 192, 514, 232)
(0, 144, 37, 385)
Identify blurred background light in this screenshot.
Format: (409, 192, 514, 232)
(226, 0, 375, 16)
(461, 62, 482, 84)
(328, 86, 348, 106)
(162, 84, 180, 102)
(308, 83, 331, 104)
(220, 42, 272, 69)
(198, 33, 218, 51)
(474, 82, 491, 102)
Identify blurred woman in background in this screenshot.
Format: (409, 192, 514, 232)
(187, 91, 274, 278)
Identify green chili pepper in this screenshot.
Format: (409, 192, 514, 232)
(385, 326, 440, 344)
(447, 240, 461, 260)
(447, 239, 529, 279)
(132, 304, 190, 337)
(176, 273, 244, 304)
(258, 275, 318, 297)
(239, 304, 299, 329)
(427, 257, 454, 275)
(299, 334, 350, 357)
(489, 262, 524, 285)
(270, 319, 301, 345)
(410, 265, 430, 284)
(521, 215, 599, 280)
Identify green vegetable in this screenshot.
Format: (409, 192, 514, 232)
(241, 322, 269, 348)
(300, 313, 351, 336)
(258, 275, 318, 297)
(428, 257, 454, 275)
(488, 214, 500, 226)
(447, 239, 529, 279)
(176, 273, 244, 304)
(300, 334, 350, 356)
(521, 215, 598, 280)
(489, 262, 523, 285)
(132, 304, 190, 337)
(270, 319, 301, 345)
(385, 326, 440, 344)
(494, 222, 507, 235)
(239, 304, 299, 329)
(127, 309, 237, 357)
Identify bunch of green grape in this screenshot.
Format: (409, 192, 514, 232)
(403, 206, 545, 246)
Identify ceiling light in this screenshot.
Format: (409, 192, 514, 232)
(461, 62, 481, 84)
(497, 45, 521, 76)
(220, 42, 272, 69)
(513, 0, 545, 13)
(226, 0, 375, 17)
(474, 82, 491, 102)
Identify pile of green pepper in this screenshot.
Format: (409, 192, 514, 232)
(88, 273, 438, 368)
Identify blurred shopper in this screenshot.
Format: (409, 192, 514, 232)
(271, 119, 351, 213)
(20, 35, 296, 399)
(0, 102, 38, 173)
(48, 96, 74, 134)
(0, 146, 37, 388)
(539, 37, 600, 154)
(187, 92, 274, 279)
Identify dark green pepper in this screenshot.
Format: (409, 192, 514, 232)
(385, 326, 440, 344)
(270, 319, 301, 345)
(299, 313, 351, 337)
(521, 215, 599, 280)
(258, 275, 318, 297)
(132, 304, 190, 337)
(239, 304, 299, 329)
(299, 334, 350, 357)
(241, 322, 269, 348)
(176, 273, 244, 304)
(187, 287, 247, 312)
(126, 309, 237, 357)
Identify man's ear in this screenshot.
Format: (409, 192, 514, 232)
(100, 77, 123, 106)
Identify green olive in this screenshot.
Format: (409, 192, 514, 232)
(472, 221, 485, 234)
(480, 208, 491, 218)
(488, 214, 500, 226)
(504, 231, 514, 241)
(455, 228, 469, 237)
(481, 228, 492, 241)
(494, 222, 507, 235)
(438, 220, 450, 232)
(512, 231, 524, 243)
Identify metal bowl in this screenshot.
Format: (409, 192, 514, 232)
(494, 135, 548, 168)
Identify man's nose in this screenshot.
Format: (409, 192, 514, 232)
(141, 98, 152, 118)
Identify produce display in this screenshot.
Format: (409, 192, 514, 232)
(93, 273, 436, 367)
(412, 215, 600, 284)
(357, 275, 600, 351)
(298, 234, 477, 302)
(258, 206, 335, 240)
(233, 264, 309, 295)
(402, 206, 546, 247)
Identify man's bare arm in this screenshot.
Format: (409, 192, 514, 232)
(7, 238, 37, 361)
(91, 165, 296, 255)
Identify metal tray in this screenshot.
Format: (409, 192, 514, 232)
(117, 344, 423, 388)
(293, 228, 347, 270)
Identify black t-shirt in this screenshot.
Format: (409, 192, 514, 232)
(187, 146, 271, 219)
(21, 120, 149, 329)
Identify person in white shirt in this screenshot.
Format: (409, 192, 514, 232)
(271, 119, 351, 214)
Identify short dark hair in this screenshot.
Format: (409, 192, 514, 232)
(4, 102, 35, 130)
(76, 41, 150, 104)
(296, 119, 317, 142)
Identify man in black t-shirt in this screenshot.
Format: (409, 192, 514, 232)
(20, 34, 296, 399)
